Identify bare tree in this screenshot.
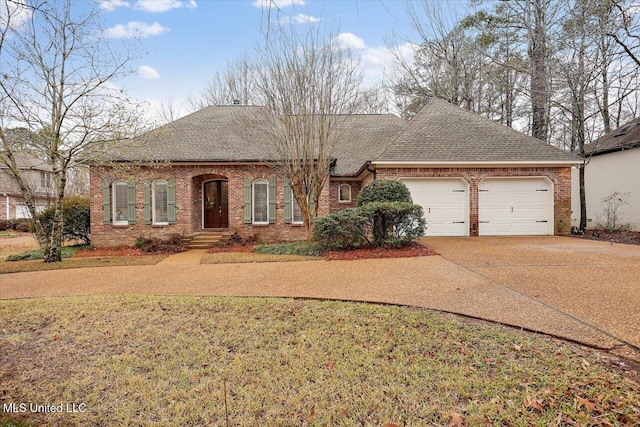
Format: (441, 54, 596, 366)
(0, 0, 145, 262)
(251, 22, 363, 241)
(188, 54, 260, 111)
(159, 95, 182, 124)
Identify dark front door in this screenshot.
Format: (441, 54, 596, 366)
(204, 180, 228, 228)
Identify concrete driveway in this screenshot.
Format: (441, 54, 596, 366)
(1, 235, 638, 361)
(424, 236, 640, 355)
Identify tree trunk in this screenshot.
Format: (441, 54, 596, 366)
(529, 0, 550, 142)
(579, 163, 587, 231)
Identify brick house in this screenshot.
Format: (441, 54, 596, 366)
(90, 98, 580, 246)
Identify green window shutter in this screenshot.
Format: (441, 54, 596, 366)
(143, 183, 151, 224)
(127, 182, 136, 224)
(268, 177, 276, 224)
(167, 178, 176, 224)
(102, 180, 111, 224)
(283, 178, 291, 224)
(243, 178, 252, 224)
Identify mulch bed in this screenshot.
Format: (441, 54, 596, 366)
(571, 229, 640, 246)
(323, 243, 437, 260)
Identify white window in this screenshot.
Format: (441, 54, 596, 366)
(112, 181, 129, 225)
(291, 189, 304, 224)
(40, 171, 51, 189)
(153, 180, 168, 224)
(15, 203, 31, 219)
(339, 184, 351, 203)
(253, 179, 268, 224)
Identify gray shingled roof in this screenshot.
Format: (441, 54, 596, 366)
(375, 98, 580, 164)
(113, 105, 406, 176)
(0, 151, 52, 172)
(585, 117, 640, 156)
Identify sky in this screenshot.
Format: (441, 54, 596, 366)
(98, 0, 430, 121)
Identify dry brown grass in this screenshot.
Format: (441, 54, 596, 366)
(0, 296, 638, 426)
(0, 255, 167, 274)
(201, 252, 321, 264)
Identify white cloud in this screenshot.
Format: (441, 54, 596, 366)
(0, 0, 32, 29)
(134, 0, 197, 13)
(334, 32, 366, 50)
(252, 0, 305, 9)
(100, 0, 130, 11)
(105, 21, 169, 39)
(138, 65, 161, 79)
(279, 13, 320, 24)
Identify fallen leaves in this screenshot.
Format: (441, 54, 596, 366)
(449, 412, 466, 427)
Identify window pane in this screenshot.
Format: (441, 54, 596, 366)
(154, 182, 168, 223)
(114, 183, 128, 223)
(254, 181, 268, 223)
(339, 185, 351, 202)
(292, 192, 303, 223)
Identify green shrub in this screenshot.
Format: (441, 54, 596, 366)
(357, 179, 412, 206)
(134, 234, 186, 253)
(5, 245, 86, 261)
(360, 202, 425, 247)
(254, 241, 322, 256)
(38, 196, 90, 244)
(312, 208, 370, 250)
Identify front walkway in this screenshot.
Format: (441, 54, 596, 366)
(1, 236, 639, 362)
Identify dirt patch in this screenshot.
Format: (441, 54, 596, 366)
(323, 242, 438, 260)
(72, 247, 147, 257)
(572, 229, 640, 246)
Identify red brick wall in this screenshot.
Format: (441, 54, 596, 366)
(90, 164, 330, 247)
(375, 166, 573, 236)
(328, 180, 362, 212)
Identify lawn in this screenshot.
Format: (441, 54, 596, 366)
(0, 296, 637, 426)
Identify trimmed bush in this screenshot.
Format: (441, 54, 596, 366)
(360, 202, 425, 247)
(134, 234, 186, 253)
(314, 180, 425, 250)
(357, 179, 412, 206)
(312, 207, 370, 250)
(38, 196, 90, 244)
(254, 242, 322, 256)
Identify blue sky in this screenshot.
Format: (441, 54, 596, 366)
(99, 0, 428, 120)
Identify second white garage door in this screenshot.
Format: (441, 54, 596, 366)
(402, 178, 469, 236)
(478, 177, 553, 236)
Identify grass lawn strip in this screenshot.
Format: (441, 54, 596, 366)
(0, 296, 637, 426)
(201, 252, 322, 264)
(0, 255, 167, 274)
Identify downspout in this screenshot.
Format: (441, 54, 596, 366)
(366, 162, 377, 181)
(3, 194, 8, 220)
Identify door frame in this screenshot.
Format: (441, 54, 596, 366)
(201, 179, 229, 229)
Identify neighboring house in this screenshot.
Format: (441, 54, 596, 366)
(90, 98, 580, 246)
(571, 117, 640, 230)
(0, 152, 55, 220)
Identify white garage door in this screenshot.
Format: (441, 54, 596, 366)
(402, 178, 468, 236)
(478, 178, 553, 236)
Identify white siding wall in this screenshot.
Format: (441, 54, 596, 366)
(571, 148, 640, 230)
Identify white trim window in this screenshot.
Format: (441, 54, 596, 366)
(291, 190, 304, 224)
(152, 180, 169, 225)
(338, 184, 351, 203)
(112, 181, 129, 225)
(253, 179, 269, 224)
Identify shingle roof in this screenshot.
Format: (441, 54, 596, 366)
(375, 98, 580, 164)
(113, 106, 406, 176)
(0, 151, 52, 172)
(585, 117, 640, 156)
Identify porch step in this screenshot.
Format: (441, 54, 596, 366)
(182, 231, 234, 249)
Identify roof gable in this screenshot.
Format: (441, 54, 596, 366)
(375, 98, 579, 164)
